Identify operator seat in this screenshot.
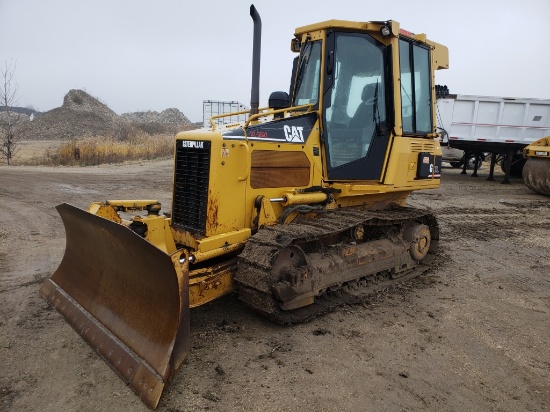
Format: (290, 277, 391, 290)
(328, 84, 378, 167)
(345, 83, 377, 160)
(349, 83, 376, 130)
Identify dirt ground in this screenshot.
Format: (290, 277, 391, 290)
(1, 158, 549, 412)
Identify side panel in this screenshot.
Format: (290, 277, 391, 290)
(206, 138, 250, 236)
(250, 150, 310, 188)
(383, 136, 441, 188)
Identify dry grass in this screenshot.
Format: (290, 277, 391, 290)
(13, 133, 174, 166)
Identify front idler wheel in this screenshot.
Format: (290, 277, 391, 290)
(270, 245, 315, 310)
(402, 223, 431, 262)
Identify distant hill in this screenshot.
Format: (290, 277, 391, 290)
(0, 106, 42, 117)
(15, 89, 195, 141)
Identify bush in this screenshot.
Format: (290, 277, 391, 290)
(43, 133, 174, 166)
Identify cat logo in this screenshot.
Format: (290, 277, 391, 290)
(284, 125, 304, 143)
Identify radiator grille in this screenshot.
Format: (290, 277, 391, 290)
(172, 141, 211, 235)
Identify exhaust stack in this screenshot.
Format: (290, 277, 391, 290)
(250, 4, 261, 115)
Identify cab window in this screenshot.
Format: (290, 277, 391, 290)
(293, 41, 322, 106)
(399, 39, 432, 134)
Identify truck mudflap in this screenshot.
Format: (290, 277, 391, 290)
(39, 203, 190, 409)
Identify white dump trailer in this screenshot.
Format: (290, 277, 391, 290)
(436, 94, 550, 179)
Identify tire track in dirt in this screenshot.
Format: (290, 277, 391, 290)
(436, 204, 549, 240)
(435, 204, 550, 293)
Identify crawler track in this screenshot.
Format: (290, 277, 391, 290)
(235, 207, 438, 324)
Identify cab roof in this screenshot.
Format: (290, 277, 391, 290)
(294, 19, 392, 37)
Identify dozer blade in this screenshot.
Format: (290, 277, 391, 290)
(523, 158, 550, 196)
(39, 203, 190, 409)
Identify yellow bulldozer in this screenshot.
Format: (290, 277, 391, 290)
(523, 136, 550, 196)
(40, 5, 448, 409)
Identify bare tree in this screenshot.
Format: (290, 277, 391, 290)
(1, 61, 20, 165)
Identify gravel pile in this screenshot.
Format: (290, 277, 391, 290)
(17, 89, 194, 140)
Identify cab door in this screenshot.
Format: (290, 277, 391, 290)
(322, 31, 390, 181)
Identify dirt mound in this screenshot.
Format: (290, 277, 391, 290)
(63, 89, 118, 122)
(18, 90, 122, 140)
(121, 108, 191, 127)
(121, 108, 192, 134)
(17, 90, 195, 140)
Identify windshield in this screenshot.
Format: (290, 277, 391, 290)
(293, 41, 322, 106)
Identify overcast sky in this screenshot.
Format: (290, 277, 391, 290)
(1, 0, 549, 123)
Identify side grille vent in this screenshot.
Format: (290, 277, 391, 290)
(172, 141, 211, 235)
(411, 140, 435, 152)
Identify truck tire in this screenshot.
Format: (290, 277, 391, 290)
(500, 156, 525, 177)
(450, 155, 482, 170)
(467, 156, 482, 170)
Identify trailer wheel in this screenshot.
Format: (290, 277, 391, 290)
(450, 155, 482, 170)
(467, 157, 482, 170)
(499, 156, 525, 177)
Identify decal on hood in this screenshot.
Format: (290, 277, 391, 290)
(222, 113, 317, 144)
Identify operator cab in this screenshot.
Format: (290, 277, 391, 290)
(291, 22, 435, 181)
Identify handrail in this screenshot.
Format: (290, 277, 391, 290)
(238, 142, 250, 182)
(209, 109, 251, 130)
(244, 104, 314, 127)
(209, 104, 314, 130)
